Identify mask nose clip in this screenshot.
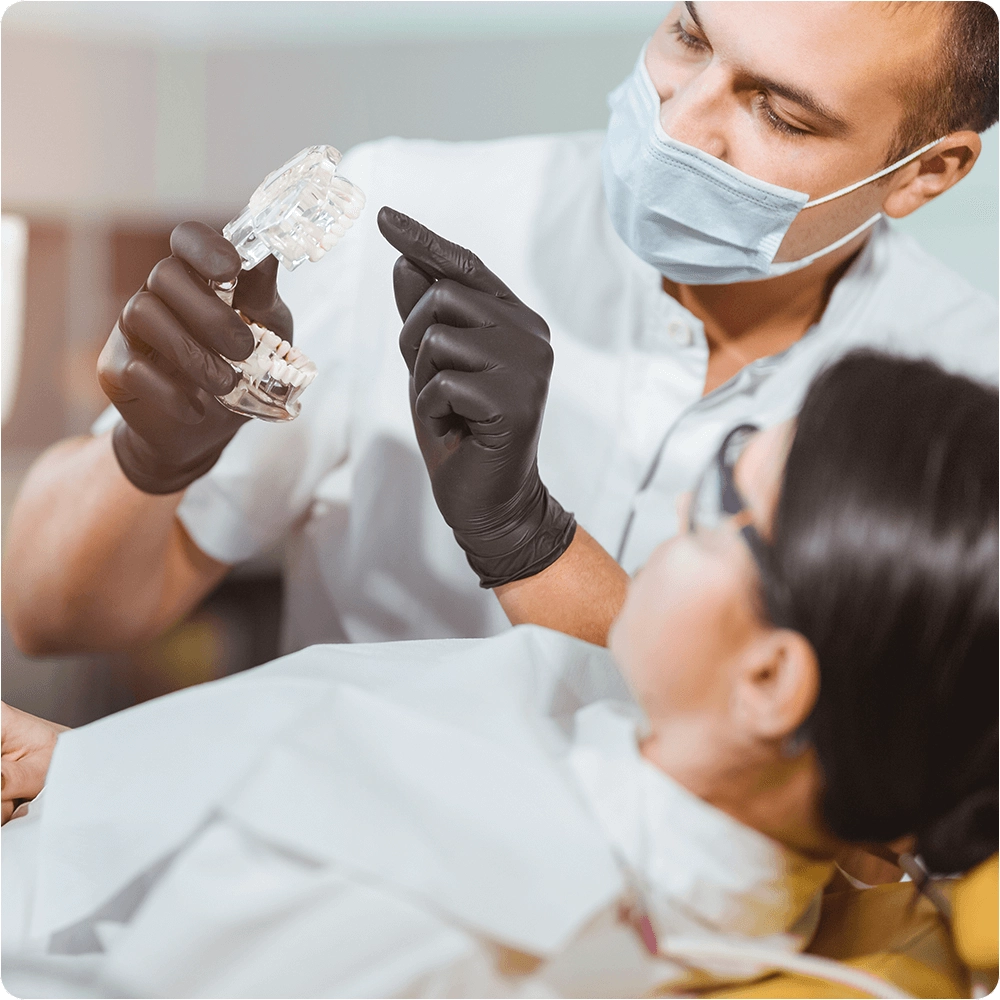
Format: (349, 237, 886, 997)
(648, 53, 729, 166)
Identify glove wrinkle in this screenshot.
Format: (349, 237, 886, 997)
(464, 503, 578, 589)
(112, 423, 230, 497)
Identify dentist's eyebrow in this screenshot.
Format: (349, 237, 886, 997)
(752, 75, 853, 136)
(685, 1, 853, 137)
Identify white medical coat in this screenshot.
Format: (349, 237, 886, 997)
(2, 627, 833, 998)
(93, 132, 1000, 652)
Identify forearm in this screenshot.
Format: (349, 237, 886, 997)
(493, 526, 629, 647)
(3, 432, 228, 654)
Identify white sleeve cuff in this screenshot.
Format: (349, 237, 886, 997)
(90, 404, 122, 436)
(177, 476, 263, 565)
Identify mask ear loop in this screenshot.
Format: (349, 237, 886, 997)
(801, 137, 946, 209)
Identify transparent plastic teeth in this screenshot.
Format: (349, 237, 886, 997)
(224, 322, 318, 418)
(213, 145, 365, 422)
(223, 147, 366, 273)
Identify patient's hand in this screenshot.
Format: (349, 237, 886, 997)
(1, 702, 68, 824)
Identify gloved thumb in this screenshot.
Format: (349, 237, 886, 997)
(232, 255, 293, 342)
(392, 256, 433, 321)
(233, 255, 278, 312)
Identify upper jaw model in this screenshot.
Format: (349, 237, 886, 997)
(213, 145, 366, 422)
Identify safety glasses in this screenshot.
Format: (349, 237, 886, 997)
(687, 423, 775, 583)
(689, 424, 808, 755)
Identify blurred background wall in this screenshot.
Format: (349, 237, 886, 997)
(2, 1, 997, 724)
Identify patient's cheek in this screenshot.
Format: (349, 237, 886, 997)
(614, 551, 706, 692)
(614, 527, 759, 720)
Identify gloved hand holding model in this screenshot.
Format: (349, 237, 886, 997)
(378, 206, 576, 588)
(97, 223, 291, 494)
(100, 145, 365, 494)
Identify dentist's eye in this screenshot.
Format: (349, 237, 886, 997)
(755, 94, 811, 137)
(669, 19, 709, 53)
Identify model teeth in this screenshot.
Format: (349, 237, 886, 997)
(234, 321, 317, 393)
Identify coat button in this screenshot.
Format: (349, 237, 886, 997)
(667, 318, 693, 347)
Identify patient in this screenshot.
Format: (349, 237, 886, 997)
(2, 351, 996, 999)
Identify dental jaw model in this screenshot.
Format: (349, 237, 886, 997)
(213, 145, 365, 421)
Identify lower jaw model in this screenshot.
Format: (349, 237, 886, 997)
(216, 321, 318, 422)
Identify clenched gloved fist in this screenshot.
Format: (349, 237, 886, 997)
(98, 221, 293, 494)
(378, 206, 576, 588)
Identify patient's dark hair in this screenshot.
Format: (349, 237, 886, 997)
(763, 350, 997, 874)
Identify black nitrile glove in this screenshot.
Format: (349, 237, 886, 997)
(97, 222, 293, 494)
(377, 206, 576, 588)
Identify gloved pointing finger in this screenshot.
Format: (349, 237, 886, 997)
(161, 221, 292, 348)
(377, 206, 515, 303)
(145, 256, 255, 363)
(120, 290, 241, 397)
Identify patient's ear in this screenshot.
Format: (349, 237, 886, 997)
(732, 629, 818, 742)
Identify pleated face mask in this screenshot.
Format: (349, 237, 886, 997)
(602, 45, 942, 285)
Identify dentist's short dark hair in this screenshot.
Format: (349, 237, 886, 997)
(764, 350, 998, 875)
(886, 1, 999, 165)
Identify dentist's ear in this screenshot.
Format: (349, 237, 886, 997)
(732, 629, 819, 743)
(881, 130, 981, 219)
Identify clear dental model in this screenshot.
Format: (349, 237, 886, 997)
(213, 145, 365, 421)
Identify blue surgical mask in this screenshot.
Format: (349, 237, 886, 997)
(602, 46, 943, 285)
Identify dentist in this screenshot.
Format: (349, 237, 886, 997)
(5, 2, 998, 655)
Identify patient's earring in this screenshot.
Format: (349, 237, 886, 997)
(780, 724, 811, 759)
(212, 145, 366, 422)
